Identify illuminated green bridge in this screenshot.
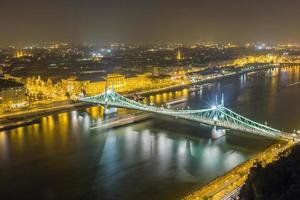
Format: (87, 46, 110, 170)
(79, 89, 291, 140)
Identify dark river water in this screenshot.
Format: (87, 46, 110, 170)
(1, 67, 300, 200)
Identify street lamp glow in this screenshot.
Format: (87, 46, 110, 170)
(106, 89, 112, 94)
(211, 105, 217, 110)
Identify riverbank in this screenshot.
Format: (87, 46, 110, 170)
(0, 64, 278, 131)
(239, 144, 300, 199)
(0, 102, 90, 131)
(135, 72, 237, 96)
(183, 139, 296, 200)
(135, 64, 278, 96)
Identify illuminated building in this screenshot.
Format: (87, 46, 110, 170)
(61, 77, 88, 96)
(125, 73, 153, 91)
(25, 76, 50, 98)
(0, 66, 3, 77)
(15, 50, 25, 58)
(106, 73, 125, 91)
(232, 55, 286, 67)
(26, 76, 73, 99)
(170, 66, 189, 81)
(152, 67, 161, 77)
(0, 79, 27, 111)
(176, 49, 182, 60)
(15, 50, 33, 58)
(85, 81, 106, 95)
(21, 66, 193, 101)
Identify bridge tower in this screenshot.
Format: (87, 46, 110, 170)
(211, 94, 226, 139)
(221, 93, 224, 106)
(211, 126, 226, 139)
(103, 86, 118, 115)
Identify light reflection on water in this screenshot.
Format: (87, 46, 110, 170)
(0, 67, 300, 199)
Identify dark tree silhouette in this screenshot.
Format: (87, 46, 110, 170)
(240, 145, 300, 200)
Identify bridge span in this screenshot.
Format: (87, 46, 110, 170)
(79, 89, 292, 140)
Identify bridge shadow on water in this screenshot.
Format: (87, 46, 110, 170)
(127, 115, 278, 199)
(77, 110, 278, 200)
(149, 114, 276, 147)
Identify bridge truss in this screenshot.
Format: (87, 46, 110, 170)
(80, 89, 286, 139)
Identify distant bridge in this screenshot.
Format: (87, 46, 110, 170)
(79, 89, 291, 139)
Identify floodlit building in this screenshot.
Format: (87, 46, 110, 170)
(125, 73, 153, 91)
(0, 79, 27, 111)
(176, 49, 182, 61)
(61, 77, 88, 96)
(0, 66, 3, 77)
(105, 73, 125, 91)
(85, 81, 106, 95)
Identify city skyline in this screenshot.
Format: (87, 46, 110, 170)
(1, 0, 300, 45)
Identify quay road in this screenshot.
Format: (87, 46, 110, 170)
(183, 140, 296, 200)
(0, 100, 75, 120)
(0, 100, 89, 131)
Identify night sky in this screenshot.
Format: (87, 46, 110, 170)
(1, 0, 300, 44)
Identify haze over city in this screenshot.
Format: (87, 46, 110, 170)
(1, 0, 300, 44)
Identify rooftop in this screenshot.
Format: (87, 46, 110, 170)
(0, 78, 24, 91)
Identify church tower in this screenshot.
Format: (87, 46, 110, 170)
(176, 48, 181, 61)
(16, 50, 24, 58)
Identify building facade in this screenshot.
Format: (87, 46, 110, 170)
(106, 73, 125, 91)
(0, 79, 27, 111)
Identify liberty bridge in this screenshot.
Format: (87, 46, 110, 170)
(79, 88, 293, 140)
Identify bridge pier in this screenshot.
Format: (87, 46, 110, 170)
(103, 105, 118, 115)
(211, 126, 226, 139)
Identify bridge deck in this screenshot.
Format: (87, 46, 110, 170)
(79, 90, 293, 140)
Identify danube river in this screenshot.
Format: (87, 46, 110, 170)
(1, 67, 300, 200)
